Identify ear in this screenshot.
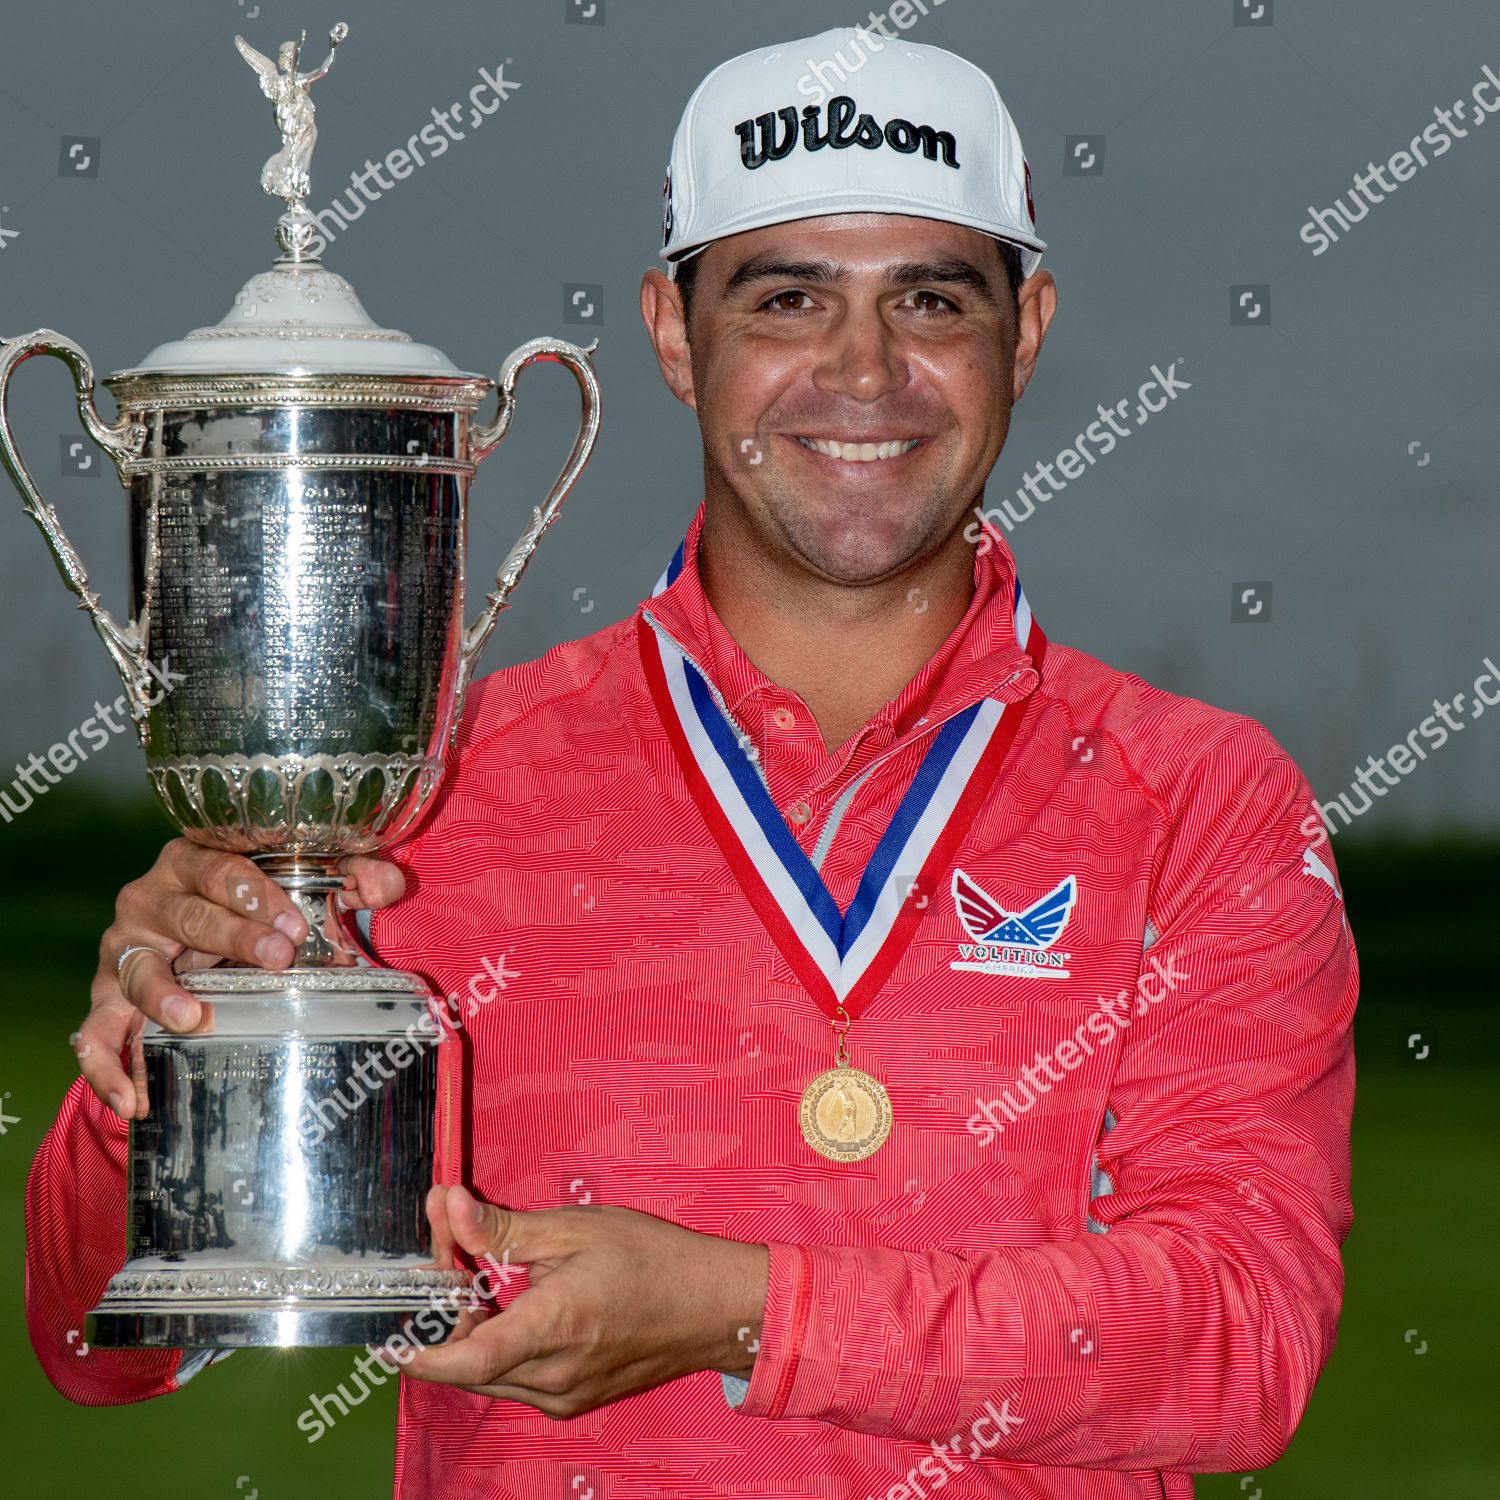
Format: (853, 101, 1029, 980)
(640, 268, 697, 411)
(1011, 269, 1058, 404)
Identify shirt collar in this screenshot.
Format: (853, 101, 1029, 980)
(638, 502, 1041, 746)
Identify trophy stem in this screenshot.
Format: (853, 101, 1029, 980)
(253, 854, 360, 967)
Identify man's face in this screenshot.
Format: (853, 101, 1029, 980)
(642, 213, 1055, 587)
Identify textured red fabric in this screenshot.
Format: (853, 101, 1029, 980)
(26, 504, 1356, 1498)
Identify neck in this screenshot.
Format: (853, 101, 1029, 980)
(697, 507, 975, 752)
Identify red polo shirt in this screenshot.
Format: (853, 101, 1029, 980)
(26, 503, 1357, 1498)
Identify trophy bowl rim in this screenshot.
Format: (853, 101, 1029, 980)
(102, 370, 495, 414)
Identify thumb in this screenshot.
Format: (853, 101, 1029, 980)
(444, 1184, 574, 1269)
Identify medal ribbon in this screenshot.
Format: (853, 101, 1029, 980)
(638, 538, 1047, 1022)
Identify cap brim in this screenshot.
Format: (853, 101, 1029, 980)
(662, 194, 1046, 275)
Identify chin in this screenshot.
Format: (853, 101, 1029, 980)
(784, 513, 926, 585)
(741, 468, 961, 584)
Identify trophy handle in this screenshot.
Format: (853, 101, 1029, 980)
(456, 336, 601, 708)
(0, 329, 154, 722)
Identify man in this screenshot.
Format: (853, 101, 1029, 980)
(26, 28, 1356, 1499)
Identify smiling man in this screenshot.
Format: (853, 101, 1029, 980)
(28, 28, 1357, 1500)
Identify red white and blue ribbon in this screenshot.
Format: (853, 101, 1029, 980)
(639, 539, 1046, 1019)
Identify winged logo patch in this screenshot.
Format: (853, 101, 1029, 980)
(950, 870, 1077, 979)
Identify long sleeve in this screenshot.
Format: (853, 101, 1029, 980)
(734, 733, 1357, 1473)
(24, 1076, 194, 1405)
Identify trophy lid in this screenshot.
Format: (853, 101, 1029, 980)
(112, 22, 482, 383)
(115, 261, 482, 380)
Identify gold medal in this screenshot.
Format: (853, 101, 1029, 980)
(799, 1005, 892, 1161)
(799, 1062, 893, 1161)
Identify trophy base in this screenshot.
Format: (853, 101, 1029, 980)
(93, 966, 466, 1350)
(87, 1267, 473, 1349)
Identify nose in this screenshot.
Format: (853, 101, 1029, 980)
(810, 303, 909, 404)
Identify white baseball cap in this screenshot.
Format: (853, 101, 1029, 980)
(661, 27, 1045, 278)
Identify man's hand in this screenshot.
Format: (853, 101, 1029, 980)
(82, 838, 404, 1119)
(389, 1184, 769, 1419)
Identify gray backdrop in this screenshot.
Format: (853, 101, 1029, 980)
(1, 0, 1495, 832)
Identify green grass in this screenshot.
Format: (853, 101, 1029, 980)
(1, 790, 1494, 1497)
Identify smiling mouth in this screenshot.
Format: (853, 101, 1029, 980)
(793, 436, 922, 463)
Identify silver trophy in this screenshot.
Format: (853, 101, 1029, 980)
(0, 24, 600, 1348)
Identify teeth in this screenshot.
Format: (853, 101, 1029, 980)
(795, 436, 920, 462)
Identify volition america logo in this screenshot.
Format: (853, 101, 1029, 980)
(949, 870, 1076, 979)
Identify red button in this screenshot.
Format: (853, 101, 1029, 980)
(772, 706, 795, 730)
(786, 800, 812, 824)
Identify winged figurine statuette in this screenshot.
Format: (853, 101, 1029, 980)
(236, 22, 348, 258)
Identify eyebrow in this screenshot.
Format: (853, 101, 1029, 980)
(722, 254, 999, 303)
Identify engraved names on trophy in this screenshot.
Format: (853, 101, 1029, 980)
(153, 477, 241, 737)
(260, 474, 366, 746)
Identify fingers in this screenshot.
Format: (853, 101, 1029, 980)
(73, 991, 139, 1117)
(453, 1381, 576, 1416)
(393, 1297, 546, 1390)
(113, 945, 210, 1034)
(80, 841, 405, 1123)
(155, 887, 297, 971)
(367, 1300, 490, 1381)
(166, 844, 308, 959)
(127, 1029, 148, 1121)
(168, 843, 306, 938)
(334, 855, 406, 912)
(424, 1301, 491, 1348)
(99, 843, 309, 1039)
(173, 948, 231, 975)
(90, 843, 403, 1094)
